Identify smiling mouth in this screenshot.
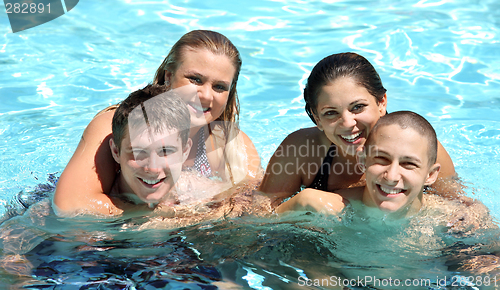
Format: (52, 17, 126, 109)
(377, 184, 406, 196)
(139, 177, 165, 186)
(340, 131, 362, 143)
(189, 103, 210, 114)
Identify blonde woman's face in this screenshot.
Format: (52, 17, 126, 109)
(166, 48, 236, 128)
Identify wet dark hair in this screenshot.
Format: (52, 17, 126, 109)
(304, 52, 387, 124)
(365, 111, 438, 165)
(112, 84, 190, 151)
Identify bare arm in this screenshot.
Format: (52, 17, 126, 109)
(431, 140, 460, 198)
(53, 110, 119, 215)
(436, 140, 456, 179)
(276, 188, 346, 215)
(258, 131, 309, 207)
(240, 130, 262, 179)
(259, 128, 329, 207)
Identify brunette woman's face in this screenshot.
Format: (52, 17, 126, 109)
(314, 77, 387, 156)
(165, 48, 236, 128)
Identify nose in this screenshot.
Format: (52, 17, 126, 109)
(197, 84, 212, 103)
(340, 111, 356, 128)
(384, 162, 401, 183)
(144, 152, 167, 173)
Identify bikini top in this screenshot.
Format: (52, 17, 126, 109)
(191, 129, 212, 177)
(307, 144, 337, 191)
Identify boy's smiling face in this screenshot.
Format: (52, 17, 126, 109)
(361, 124, 440, 216)
(111, 127, 191, 206)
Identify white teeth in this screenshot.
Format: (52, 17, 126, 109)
(379, 185, 404, 195)
(341, 132, 362, 142)
(190, 104, 209, 112)
(141, 178, 160, 185)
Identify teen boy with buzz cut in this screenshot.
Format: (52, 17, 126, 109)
(277, 110, 441, 218)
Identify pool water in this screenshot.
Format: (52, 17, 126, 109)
(1, 0, 500, 288)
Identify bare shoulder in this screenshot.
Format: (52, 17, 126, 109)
(281, 127, 323, 146)
(424, 194, 496, 234)
(436, 140, 456, 179)
(53, 108, 117, 214)
(238, 129, 262, 178)
(259, 127, 327, 202)
(82, 109, 115, 139)
(268, 126, 326, 164)
(238, 129, 255, 146)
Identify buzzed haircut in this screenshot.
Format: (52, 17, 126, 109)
(112, 84, 190, 151)
(365, 111, 438, 165)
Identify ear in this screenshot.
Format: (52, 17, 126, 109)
(109, 138, 121, 164)
(164, 70, 173, 86)
(182, 138, 193, 163)
(378, 93, 388, 116)
(313, 113, 324, 131)
(356, 146, 367, 173)
(424, 163, 441, 185)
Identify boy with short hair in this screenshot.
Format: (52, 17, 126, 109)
(53, 84, 193, 216)
(277, 111, 441, 218)
(107, 84, 192, 213)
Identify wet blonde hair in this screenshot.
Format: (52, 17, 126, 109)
(153, 30, 241, 125)
(153, 30, 249, 184)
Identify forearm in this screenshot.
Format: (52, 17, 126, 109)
(277, 188, 347, 215)
(275, 195, 302, 213)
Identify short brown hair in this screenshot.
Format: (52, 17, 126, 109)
(365, 111, 438, 165)
(112, 84, 190, 151)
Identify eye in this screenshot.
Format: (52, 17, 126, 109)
(159, 147, 177, 157)
(188, 75, 202, 84)
(322, 110, 339, 117)
(351, 103, 367, 112)
(373, 156, 390, 164)
(214, 83, 229, 93)
(401, 162, 418, 169)
(132, 149, 148, 160)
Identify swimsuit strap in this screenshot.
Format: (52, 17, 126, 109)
(193, 129, 212, 177)
(307, 144, 337, 191)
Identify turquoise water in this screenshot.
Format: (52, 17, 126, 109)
(1, 0, 500, 288)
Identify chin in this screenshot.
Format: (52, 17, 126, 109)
(377, 202, 403, 213)
(143, 193, 168, 205)
(191, 117, 210, 128)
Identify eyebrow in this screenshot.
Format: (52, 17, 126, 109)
(372, 149, 423, 164)
(318, 98, 367, 111)
(185, 70, 231, 86)
(185, 70, 202, 76)
(159, 145, 178, 151)
(127, 143, 179, 150)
